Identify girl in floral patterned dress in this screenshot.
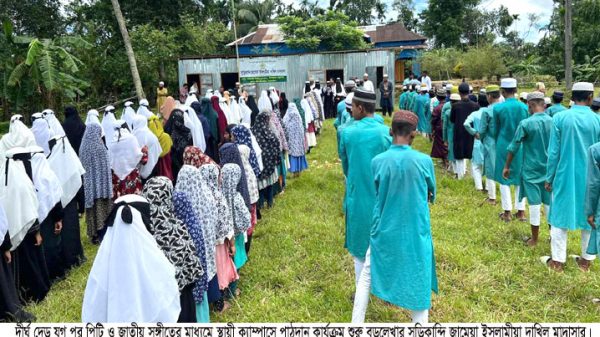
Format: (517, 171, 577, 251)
(109, 121, 148, 199)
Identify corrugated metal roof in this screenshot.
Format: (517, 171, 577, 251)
(227, 23, 426, 47)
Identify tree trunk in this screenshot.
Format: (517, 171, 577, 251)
(110, 0, 145, 100)
(159, 61, 166, 81)
(564, 0, 573, 89)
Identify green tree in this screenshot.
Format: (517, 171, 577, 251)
(462, 6, 518, 46)
(7, 36, 91, 115)
(236, 0, 276, 37)
(278, 11, 369, 51)
(0, 0, 64, 38)
(419, 0, 480, 48)
(460, 45, 508, 80)
(130, 18, 233, 102)
(511, 55, 543, 78)
(334, 0, 387, 25)
(275, 0, 324, 20)
(391, 0, 418, 31)
(418, 48, 461, 80)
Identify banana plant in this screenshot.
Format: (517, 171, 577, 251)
(7, 31, 91, 113)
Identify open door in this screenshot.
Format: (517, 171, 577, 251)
(221, 72, 239, 92)
(186, 74, 200, 90)
(366, 66, 385, 109)
(326, 69, 344, 83)
(395, 59, 405, 83)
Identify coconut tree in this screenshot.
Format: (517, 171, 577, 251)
(236, 0, 276, 37)
(110, 0, 145, 100)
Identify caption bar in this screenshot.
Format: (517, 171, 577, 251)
(2, 322, 596, 337)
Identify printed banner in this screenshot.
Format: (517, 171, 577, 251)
(1, 322, 598, 337)
(240, 57, 287, 84)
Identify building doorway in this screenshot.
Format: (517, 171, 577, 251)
(186, 74, 200, 90)
(326, 69, 344, 83)
(221, 73, 239, 92)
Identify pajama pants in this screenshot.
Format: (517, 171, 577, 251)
(486, 178, 497, 200)
(352, 248, 429, 324)
(455, 159, 467, 179)
(353, 256, 364, 287)
(500, 185, 526, 212)
(471, 163, 483, 190)
(380, 98, 393, 117)
(529, 204, 550, 226)
(550, 227, 596, 263)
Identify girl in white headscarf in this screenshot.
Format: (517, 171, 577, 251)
(137, 99, 154, 119)
(3, 148, 49, 302)
(47, 134, 86, 269)
(1, 149, 39, 252)
(228, 95, 242, 125)
(121, 101, 136, 129)
(185, 91, 199, 107)
(219, 95, 232, 124)
(101, 106, 117, 145)
(82, 194, 181, 323)
(0, 116, 37, 162)
(257, 90, 272, 113)
(109, 121, 146, 199)
(27, 146, 66, 281)
(85, 109, 101, 126)
(239, 96, 252, 126)
(42, 109, 66, 137)
(131, 114, 162, 180)
(269, 87, 280, 107)
(183, 106, 206, 152)
(30, 113, 55, 155)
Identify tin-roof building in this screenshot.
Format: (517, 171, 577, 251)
(178, 23, 427, 103)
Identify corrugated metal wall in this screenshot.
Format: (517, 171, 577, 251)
(178, 50, 396, 103)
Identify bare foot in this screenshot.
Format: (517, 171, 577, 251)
(526, 238, 537, 247)
(218, 301, 231, 313)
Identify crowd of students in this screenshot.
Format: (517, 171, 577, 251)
(5, 72, 599, 324)
(0, 83, 327, 322)
(336, 76, 600, 323)
(400, 78, 600, 273)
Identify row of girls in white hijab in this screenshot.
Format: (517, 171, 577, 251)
(0, 109, 86, 322)
(85, 85, 316, 323)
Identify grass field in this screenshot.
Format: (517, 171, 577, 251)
(27, 117, 600, 323)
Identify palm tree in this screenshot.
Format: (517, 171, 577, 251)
(236, 0, 276, 37)
(110, 0, 145, 100)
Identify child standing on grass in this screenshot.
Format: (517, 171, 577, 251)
(339, 89, 392, 287)
(502, 92, 553, 247)
(352, 110, 438, 324)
